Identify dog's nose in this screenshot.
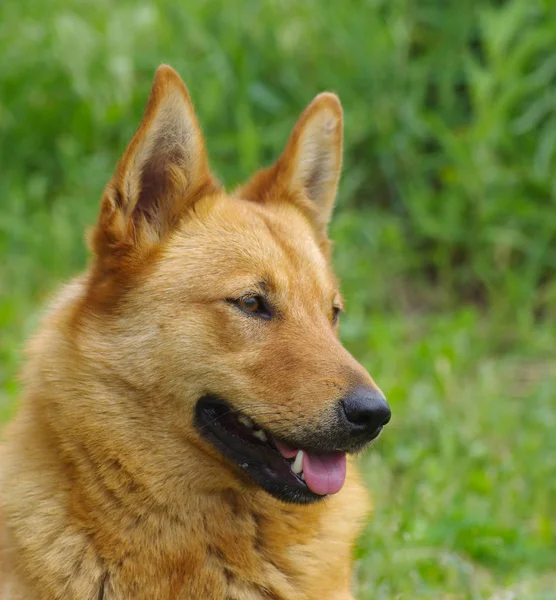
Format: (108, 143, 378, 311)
(341, 385, 391, 436)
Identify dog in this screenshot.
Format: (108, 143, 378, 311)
(0, 65, 391, 599)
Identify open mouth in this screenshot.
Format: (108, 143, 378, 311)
(194, 396, 349, 504)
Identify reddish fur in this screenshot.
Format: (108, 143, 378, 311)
(0, 66, 381, 599)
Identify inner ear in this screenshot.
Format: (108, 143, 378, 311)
(237, 93, 343, 234)
(131, 125, 192, 224)
(286, 97, 343, 220)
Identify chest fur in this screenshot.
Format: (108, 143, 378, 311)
(3, 486, 363, 600)
(92, 491, 357, 599)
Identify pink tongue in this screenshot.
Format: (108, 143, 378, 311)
(274, 441, 347, 496)
(302, 451, 346, 496)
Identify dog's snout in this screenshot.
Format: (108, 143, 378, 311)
(341, 385, 391, 436)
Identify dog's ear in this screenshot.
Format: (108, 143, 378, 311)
(92, 65, 219, 259)
(238, 93, 343, 235)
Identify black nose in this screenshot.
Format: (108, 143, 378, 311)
(341, 385, 391, 436)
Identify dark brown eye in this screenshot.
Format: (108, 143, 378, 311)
(233, 295, 271, 319)
(332, 306, 342, 325)
(239, 296, 261, 313)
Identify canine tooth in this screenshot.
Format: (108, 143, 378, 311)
(238, 415, 254, 429)
(253, 429, 267, 442)
(291, 450, 304, 475)
(300, 472, 305, 481)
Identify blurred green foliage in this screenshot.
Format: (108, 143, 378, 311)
(1, 0, 555, 598)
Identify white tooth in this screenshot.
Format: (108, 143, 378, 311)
(253, 429, 267, 442)
(300, 472, 305, 481)
(291, 450, 304, 474)
(238, 415, 254, 429)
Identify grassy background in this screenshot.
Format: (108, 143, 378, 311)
(1, 0, 555, 598)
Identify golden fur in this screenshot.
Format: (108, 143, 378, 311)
(0, 66, 382, 599)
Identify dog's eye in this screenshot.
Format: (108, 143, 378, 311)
(239, 296, 262, 313)
(233, 295, 271, 320)
(332, 306, 342, 325)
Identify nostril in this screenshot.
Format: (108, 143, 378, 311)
(380, 410, 392, 427)
(342, 399, 369, 426)
(341, 386, 391, 432)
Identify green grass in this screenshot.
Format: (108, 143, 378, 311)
(1, 1, 555, 598)
(332, 213, 556, 598)
(353, 311, 556, 598)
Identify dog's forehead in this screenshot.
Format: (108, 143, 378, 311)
(166, 194, 336, 295)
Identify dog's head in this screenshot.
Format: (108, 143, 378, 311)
(87, 66, 390, 504)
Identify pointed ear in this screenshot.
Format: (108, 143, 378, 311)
(92, 65, 219, 258)
(239, 93, 343, 234)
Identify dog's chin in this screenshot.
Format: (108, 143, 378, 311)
(194, 395, 382, 505)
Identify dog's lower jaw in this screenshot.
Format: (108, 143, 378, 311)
(1, 400, 370, 600)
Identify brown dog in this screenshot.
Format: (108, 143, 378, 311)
(0, 65, 390, 599)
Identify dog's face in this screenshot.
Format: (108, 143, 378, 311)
(88, 66, 390, 504)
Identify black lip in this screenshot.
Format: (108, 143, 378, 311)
(194, 395, 324, 504)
